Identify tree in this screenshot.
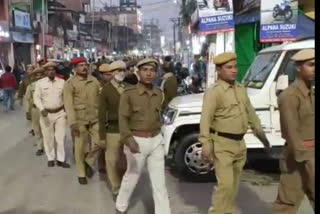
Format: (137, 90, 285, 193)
(180, 0, 197, 26)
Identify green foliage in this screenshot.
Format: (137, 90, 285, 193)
(180, 0, 197, 26)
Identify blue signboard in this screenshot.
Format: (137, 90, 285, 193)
(260, 0, 298, 42)
(197, 0, 235, 35)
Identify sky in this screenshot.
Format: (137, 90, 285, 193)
(96, 0, 181, 41)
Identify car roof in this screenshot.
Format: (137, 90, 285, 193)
(259, 39, 315, 54)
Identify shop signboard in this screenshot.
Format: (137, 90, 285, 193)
(12, 31, 34, 43)
(260, 0, 298, 42)
(197, 0, 235, 35)
(0, 22, 11, 42)
(13, 10, 31, 30)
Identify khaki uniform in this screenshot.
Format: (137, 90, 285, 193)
(116, 83, 171, 214)
(273, 79, 315, 213)
(161, 73, 178, 108)
(34, 77, 67, 162)
(98, 79, 125, 194)
(199, 79, 266, 214)
(18, 75, 33, 119)
(25, 81, 43, 150)
(63, 75, 101, 177)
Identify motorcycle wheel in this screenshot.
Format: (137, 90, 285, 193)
(272, 7, 278, 18)
(284, 9, 293, 21)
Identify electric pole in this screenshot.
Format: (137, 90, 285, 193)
(170, 18, 180, 59)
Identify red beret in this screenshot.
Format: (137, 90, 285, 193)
(70, 57, 87, 65)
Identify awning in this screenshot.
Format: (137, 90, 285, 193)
(12, 31, 34, 43)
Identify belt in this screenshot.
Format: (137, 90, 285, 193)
(45, 106, 64, 114)
(210, 129, 245, 141)
(132, 130, 160, 138)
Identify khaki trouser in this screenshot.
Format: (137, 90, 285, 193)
(39, 110, 67, 162)
(208, 135, 247, 214)
(74, 122, 100, 177)
(31, 107, 43, 150)
(105, 133, 122, 194)
(273, 153, 315, 214)
(116, 134, 171, 214)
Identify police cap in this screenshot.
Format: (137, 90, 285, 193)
(214, 52, 237, 66)
(291, 49, 315, 62)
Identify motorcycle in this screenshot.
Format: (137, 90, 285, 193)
(273, 0, 293, 21)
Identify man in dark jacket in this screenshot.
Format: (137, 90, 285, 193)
(0, 65, 17, 112)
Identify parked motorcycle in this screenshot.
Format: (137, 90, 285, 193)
(273, 0, 293, 21)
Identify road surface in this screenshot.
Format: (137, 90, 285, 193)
(0, 105, 313, 214)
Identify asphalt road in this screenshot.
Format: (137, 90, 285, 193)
(0, 105, 313, 214)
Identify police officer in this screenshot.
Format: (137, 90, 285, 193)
(63, 57, 101, 185)
(25, 67, 46, 155)
(161, 62, 178, 108)
(115, 58, 171, 214)
(98, 60, 127, 200)
(272, 49, 315, 213)
(34, 61, 70, 168)
(99, 63, 113, 84)
(199, 52, 271, 214)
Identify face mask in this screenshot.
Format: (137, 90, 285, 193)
(114, 72, 126, 82)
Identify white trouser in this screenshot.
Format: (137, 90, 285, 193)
(116, 134, 171, 214)
(39, 110, 66, 162)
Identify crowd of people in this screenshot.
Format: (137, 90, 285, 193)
(0, 55, 181, 214)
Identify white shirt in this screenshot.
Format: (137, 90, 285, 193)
(34, 77, 65, 111)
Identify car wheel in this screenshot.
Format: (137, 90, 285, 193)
(174, 132, 216, 181)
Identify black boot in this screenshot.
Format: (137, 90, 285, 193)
(78, 177, 88, 185)
(36, 149, 44, 156)
(85, 162, 94, 178)
(57, 161, 70, 168)
(48, 161, 55, 167)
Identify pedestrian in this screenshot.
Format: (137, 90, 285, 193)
(33, 61, 70, 168)
(18, 64, 35, 110)
(63, 57, 101, 185)
(115, 58, 171, 214)
(0, 65, 17, 112)
(98, 60, 127, 201)
(161, 62, 178, 108)
(24, 67, 46, 155)
(12, 62, 22, 89)
(199, 52, 271, 214)
(99, 63, 113, 84)
(123, 60, 139, 85)
(272, 49, 315, 213)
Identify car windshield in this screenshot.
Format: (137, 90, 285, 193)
(242, 52, 281, 89)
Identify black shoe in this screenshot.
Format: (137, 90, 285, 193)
(85, 162, 94, 178)
(29, 130, 35, 136)
(112, 193, 118, 202)
(115, 209, 126, 214)
(98, 168, 106, 174)
(36, 149, 44, 156)
(78, 177, 88, 185)
(57, 161, 70, 168)
(48, 161, 55, 167)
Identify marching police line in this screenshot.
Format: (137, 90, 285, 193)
(16, 50, 314, 214)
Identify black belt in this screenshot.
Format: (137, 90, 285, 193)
(210, 129, 245, 141)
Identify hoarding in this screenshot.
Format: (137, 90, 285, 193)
(120, 0, 137, 7)
(260, 0, 298, 42)
(13, 10, 31, 30)
(197, 0, 235, 35)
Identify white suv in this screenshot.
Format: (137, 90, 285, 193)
(161, 39, 315, 180)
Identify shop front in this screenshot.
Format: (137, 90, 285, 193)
(12, 31, 34, 65)
(0, 21, 12, 66)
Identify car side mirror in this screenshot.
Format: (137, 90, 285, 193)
(276, 75, 289, 91)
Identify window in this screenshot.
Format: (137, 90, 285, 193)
(242, 52, 281, 89)
(277, 50, 299, 84)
